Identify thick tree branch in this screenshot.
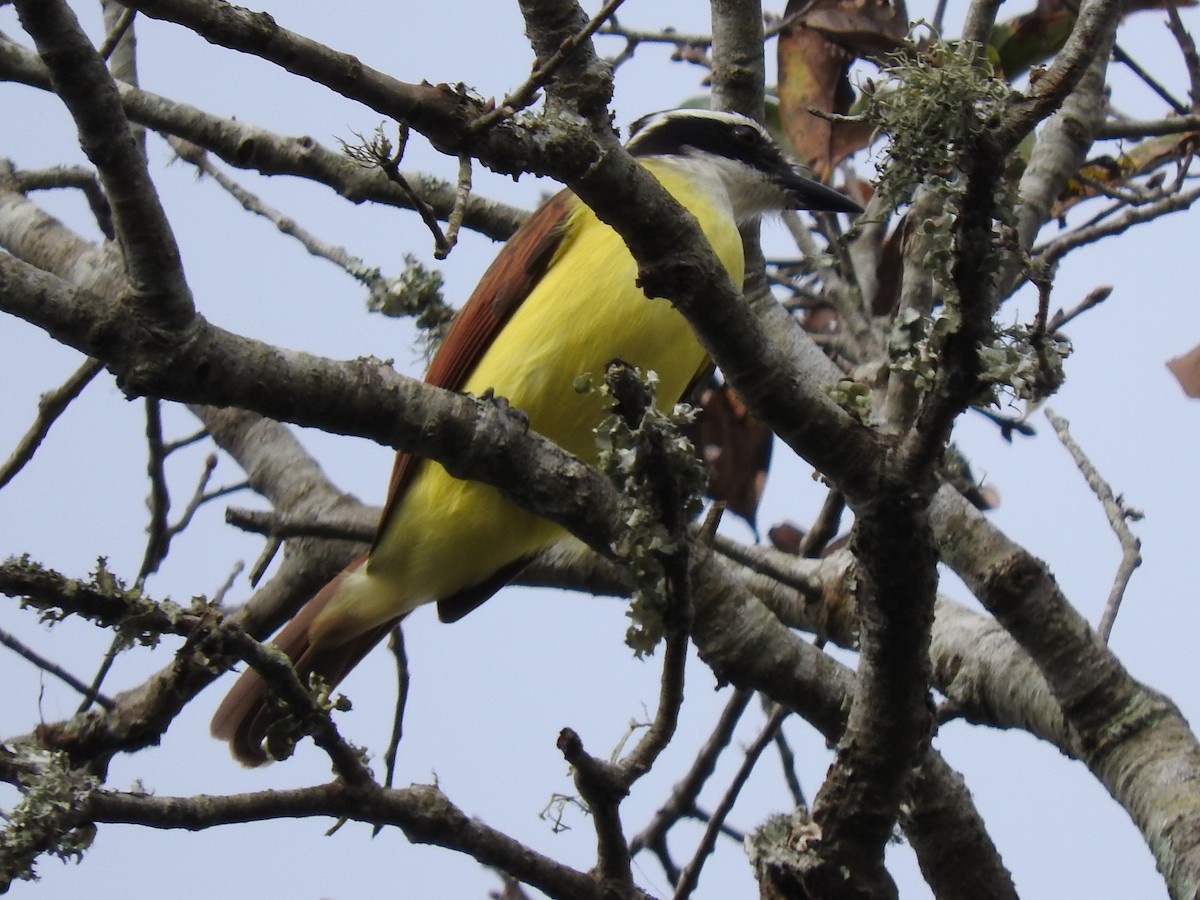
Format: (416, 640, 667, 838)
(10, 0, 885, 508)
(686, 548, 1015, 899)
(709, 0, 765, 118)
(1012, 19, 1114, 263)
(996, 0, 1124, 152)
(15, 0, 193, 327)
(931, 485, 1200, 900)
(112, 0, 551, 176)
(0, 557, 364, 773)
(82, 782, 607, 900)
(800, 482, 937, 899)
(0, 253, 621, 558)
(0, 33, 526, 241)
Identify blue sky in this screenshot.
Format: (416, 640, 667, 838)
(2, 3, 1199, 898)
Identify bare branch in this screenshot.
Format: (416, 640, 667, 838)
(167, 135, 428, 300)
(629, 686, 755, 885)
(688, 548, 1016, 897)
(1097, 114, 1200, 139)
(97, 6, 137, 64)
(441, 154, 473, 259)
(137, 398, 171, 585)
(996, 0, 1124, 152)
(1035, 183, 1200, 266)
(931, 484, 1200, 899)
(1112, 40, 1188, 114)
(14, 0, 193, 325)
(1167, 7, 1200, 108)
(1047, 284, 1112, 332)
(0, 251, 623, 558)
(962, 1, 1004, 49)
(7, 163, 114, 238)
(712, 534, 821, 600)
(0, 627, 115, 709)
(471, 0, 628, 132)
(771, 715, 808, 811)
(224, 507, 376, 544)
(81, 782, 606, 900)
(709, 0, 765, 118)
(1, 29, 526, 238)
(379, 626, 410, 794)
(597, 21, 714, 50)
(672, 705, 789, 900)
(1044, 409, 1143, 642)
(555, 728, 639, 894)
(0, 357, 104, 491)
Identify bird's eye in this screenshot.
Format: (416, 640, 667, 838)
(732, 125, 760, 145)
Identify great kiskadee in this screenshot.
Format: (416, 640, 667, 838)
(212, 109, 861, 765)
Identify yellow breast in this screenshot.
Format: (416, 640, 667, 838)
(315, 159, 745, 644)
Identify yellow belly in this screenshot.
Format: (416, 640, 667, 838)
(315, 161, 745, 643)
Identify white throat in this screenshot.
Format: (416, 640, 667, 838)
(649, 152, 793, 224)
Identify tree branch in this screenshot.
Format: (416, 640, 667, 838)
(82, 781, 607, 899)
(1045, 409, 1142, 643)
(931, 484, 1200, 900)
(15, 0, 193, 327)
(995, 0, 1124, 152)
(0, 33, 526, 242)
(0, 356, 104, 490)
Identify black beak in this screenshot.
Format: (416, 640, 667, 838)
(778, 168, 863, 215)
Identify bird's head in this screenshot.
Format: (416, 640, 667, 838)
(626, 108, 862, 222)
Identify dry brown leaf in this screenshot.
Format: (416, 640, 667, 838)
(683, 377, 774, 529)
(1167, 343, 1200, 398)
(777, 0, 906, 179)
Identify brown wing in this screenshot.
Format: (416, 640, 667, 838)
(371, 190, 575, 552)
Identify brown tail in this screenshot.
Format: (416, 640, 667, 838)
(211, 556, 398, 766)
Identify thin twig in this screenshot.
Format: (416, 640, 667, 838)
(1044, 408, 1142, 642)
(1035, 183, 1200, 266)
(932, 0, 949, 34)
(224, 507, 376, 544)
(437, 155, 473, 260)
(770, 708, 807, 810)
(163, 427, 209, 454)
(1047, 285, 1112, 332)
(616, 603, 689, 784)
(672, 705, 791, 899)
(1071, 172, 1160, 207)
(381, 624, 410, 793)
(0, 357, 104, 491)
(167, 456, 229, 540)
(0, 627, 115, 709)
(137, 398, 171, 585)
(248, 537, 283, 588)
(597, 21, 713, 49)
(470, 0, 628, 132)
(210, 560, 244, 607)
(374, 126, 455, 257)
(96, 6, 136, 62)
(12, 165, 115, 238)
(712, 534, 821, 600)
(1112, 41, 1188, 114)
(1097, 113, 1200, 139)
(169, 136, 405, 290)
(1166, 7, 1200, 109)
(76, 636, 122, 715)
(798, 488, 845, 558)
(629, 686, 755, 885)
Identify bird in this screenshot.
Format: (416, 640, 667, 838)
(211, 108, 862, 765)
